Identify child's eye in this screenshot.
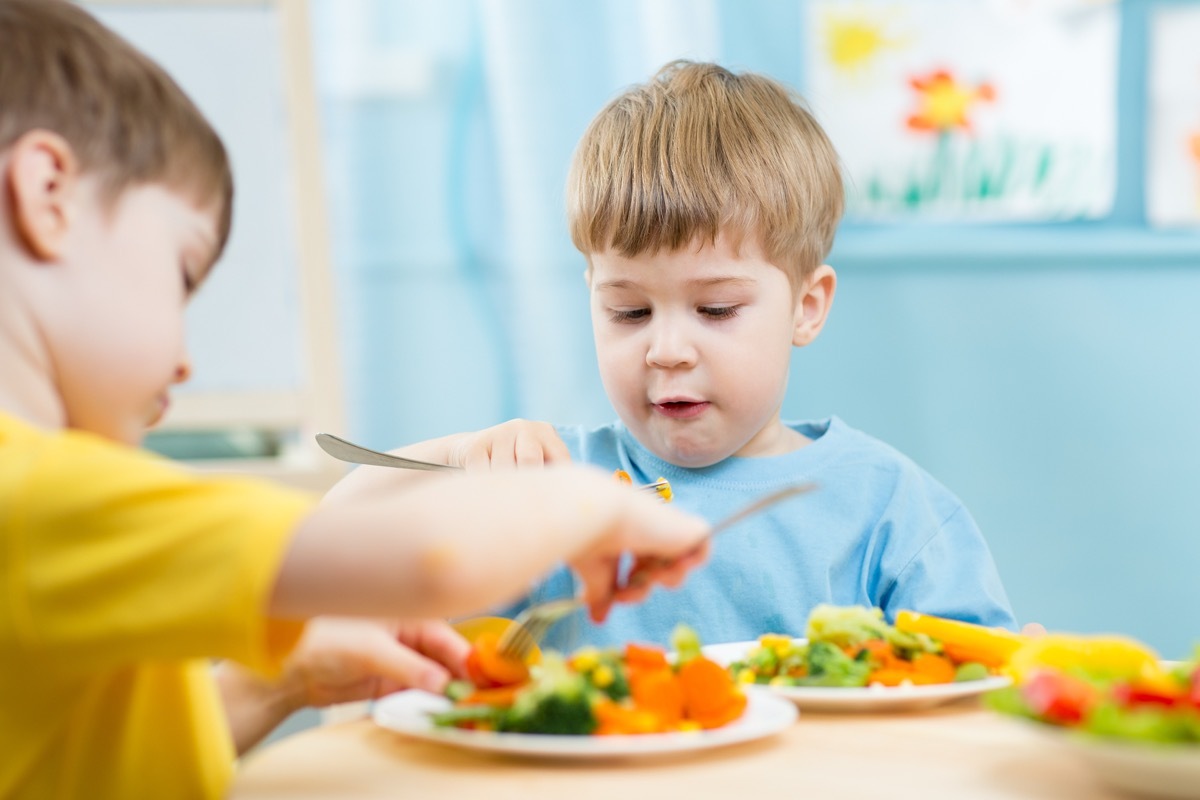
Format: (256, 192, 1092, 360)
(610, 308, 650, 323)
(699, 305, 740, 320)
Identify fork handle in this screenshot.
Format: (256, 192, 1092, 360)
(316, 433, 459, 472)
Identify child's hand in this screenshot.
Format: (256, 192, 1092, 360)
(281, 617, 470, 708)
(575, 540, 711, 623)
(565, 478, 712, 623)
(1021, 621, 1047, 637)
(448, 419, 570, 472)
(217, 618, 470, 754)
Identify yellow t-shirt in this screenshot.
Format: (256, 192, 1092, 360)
(0, 412, 315, 799)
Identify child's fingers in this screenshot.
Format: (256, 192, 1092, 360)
(400, 619, 472, 679)
(1021, 621, 1047, 637)
(621, 546, 707, 593)
(461, 438, 500, 472)
(572, 555, 621, 622)
(364, 637, 454, 696)
(513, 433, 565, 467)
(459, 420, 570, 472)
(525, 425, 571, 465)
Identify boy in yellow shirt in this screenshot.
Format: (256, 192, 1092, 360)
(0, 2, 710, 798)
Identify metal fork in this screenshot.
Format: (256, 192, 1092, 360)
(494, 599, 583, 663)
(494, 481, 818, 660)
(316, 433, 672, 499)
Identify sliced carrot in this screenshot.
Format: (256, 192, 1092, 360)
(593, 699, 667, 735)
(909, 652, 957, 685)
(849, 638, 902, 670)
(624, 642, 670, 672)
(691, 692, 747, 730)
(465, 631, 530, 688)
(679, 656, 742, 719)
(867, 666, 916, 687)
(459, 684, 525, 707)
(630, 667, 685, 725)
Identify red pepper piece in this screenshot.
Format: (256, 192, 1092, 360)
(1021, 670, 1098, 725)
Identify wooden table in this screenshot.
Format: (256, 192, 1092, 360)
(231, 698, 1122, 799)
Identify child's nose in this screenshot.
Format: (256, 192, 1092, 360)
(645, 323, 697, 368)
(173, 357, 192, 384)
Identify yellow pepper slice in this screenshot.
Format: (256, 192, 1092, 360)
(895, 610, 1026, 668)
(1006, 633, 1164, 685)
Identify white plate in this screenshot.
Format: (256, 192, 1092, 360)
(1027, 722, 1200, 799)
(371, 686, 797, 760)
(702, 639, 1012, 712)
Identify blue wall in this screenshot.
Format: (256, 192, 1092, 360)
(314, 0, 1200, 657)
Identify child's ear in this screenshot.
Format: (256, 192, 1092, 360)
(792, 264, 837, 347)
(6, 130, 79, 261)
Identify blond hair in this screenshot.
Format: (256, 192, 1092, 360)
(0, 0, 233, 255)
(567, 60, 843, 285)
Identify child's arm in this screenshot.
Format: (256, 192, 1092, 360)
(216, 618, 469, 754)
(272, 465, 710, 623)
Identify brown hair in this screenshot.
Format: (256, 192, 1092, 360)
(567, 60, 843, 286)
(0, 0, 233, 255)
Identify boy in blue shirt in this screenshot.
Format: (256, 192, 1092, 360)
(348, 61, 1017, 648)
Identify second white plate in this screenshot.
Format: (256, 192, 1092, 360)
(702, 639, 1011, 712)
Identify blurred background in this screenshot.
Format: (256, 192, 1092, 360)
(114, 0, 1200, 659)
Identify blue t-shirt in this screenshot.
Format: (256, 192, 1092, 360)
(499, 416, 1016, 650)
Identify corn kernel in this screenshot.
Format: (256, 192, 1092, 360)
(736, 668, 756, 684)
(761, 634, 792, 651)
(571, 648, 600, 672)
(591, 664, 615, 688)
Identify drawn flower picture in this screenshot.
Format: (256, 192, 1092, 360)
(803, 0, 1117, 222)
(905, 69, 994, 133)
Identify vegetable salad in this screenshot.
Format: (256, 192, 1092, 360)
(988, 635, 1200, 744)
(729, 605, 1018, 688)
(433, 625, 747, 736)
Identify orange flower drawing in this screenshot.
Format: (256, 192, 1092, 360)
(906, 69, 995, 134)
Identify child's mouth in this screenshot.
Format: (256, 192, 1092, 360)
(654, 401, 709, 420)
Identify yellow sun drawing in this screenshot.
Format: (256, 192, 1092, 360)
(821, 10, 900, 74)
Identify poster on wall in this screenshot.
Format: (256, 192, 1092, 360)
(1146, 4, 1200, 228)
(802, 0, 1118, 222)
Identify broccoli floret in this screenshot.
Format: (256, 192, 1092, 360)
(748, 645, 779, 673)
(796, 640, 872, 687)
(585, 651, 630, 701)
(805, 605, 890, 648)
(885, 629, 941, 660)
(499, 694, 597, 735)
(497, 653, 597, 735)
(805, 604, 940, 660)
